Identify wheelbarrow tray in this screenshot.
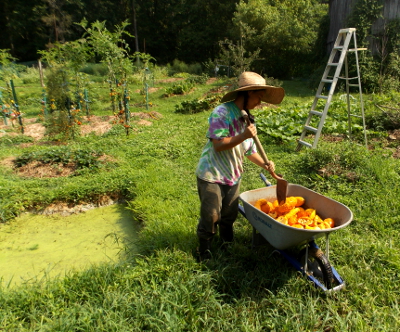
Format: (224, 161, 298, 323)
(239, 184, 353, 250)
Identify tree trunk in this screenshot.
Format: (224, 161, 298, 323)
(132, 0, 140, 66)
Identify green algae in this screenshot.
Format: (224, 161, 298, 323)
(0, 204, 139, 288)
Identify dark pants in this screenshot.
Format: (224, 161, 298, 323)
(196, 177, 240, 242)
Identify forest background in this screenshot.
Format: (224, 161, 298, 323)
(1, 0, 399, 90)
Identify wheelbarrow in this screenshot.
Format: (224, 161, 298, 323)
(238, 174, 353, 292)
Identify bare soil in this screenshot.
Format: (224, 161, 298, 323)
(0, 112, 162, 141)
(0, 111, 162, 186)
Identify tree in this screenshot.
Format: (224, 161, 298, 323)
(0, 49, 18, 82)
(0, 0, 48, 60)
(77, 20, 133, 83)
(216, 22, 262, 76)
(133, 0, 238, 64)
(233, 0, 328, 78)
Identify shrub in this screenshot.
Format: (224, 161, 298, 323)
(164, 81, 195, 96)
(364, 92, 400, 131)
(20, 67, 41, 84)
(175, 94, 221, 114)
(0, 135, 34, 146)
(80, 63, 109, 76)
(14, 146, 104, 172)
(264, 76, 283, 87)
(186, 74, 209, 85)
(167, 59, 203, 76)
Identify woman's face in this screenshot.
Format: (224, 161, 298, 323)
(247, 90, 266, 109)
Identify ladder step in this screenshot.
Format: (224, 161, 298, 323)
(310, 110, 323, 116)
(339, 28, 356, 33)
(304, 125, 318, 133)
(338, 76, 359, 80)
(348, 48, 367, 52)
(298, 28, 367, 150)
(298, 140, 313, 148)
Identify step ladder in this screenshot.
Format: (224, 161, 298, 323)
(296, 28, 368, 151)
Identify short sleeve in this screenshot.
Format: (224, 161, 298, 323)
(207, 106, 230, 139)
(244, 138, 257, 156)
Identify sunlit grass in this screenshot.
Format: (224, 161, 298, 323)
(1, 74, 400, 331)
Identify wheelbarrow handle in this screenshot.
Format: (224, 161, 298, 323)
(260, 173, 272, 187)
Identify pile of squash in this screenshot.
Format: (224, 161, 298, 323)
(253, 196, 335, 230)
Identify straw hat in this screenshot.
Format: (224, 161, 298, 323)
(221, 71, 285, 104)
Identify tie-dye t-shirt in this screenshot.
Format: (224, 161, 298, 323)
(195, 101, 257, 186)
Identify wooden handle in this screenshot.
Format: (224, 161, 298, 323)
(241, 110, 282, 181)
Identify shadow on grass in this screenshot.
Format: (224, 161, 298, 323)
(200, 232, 300, 302)
(131, 213, 300, 302)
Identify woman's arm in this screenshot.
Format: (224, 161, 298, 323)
(212, 124, 257, 152)
(246, 152, 275, 172)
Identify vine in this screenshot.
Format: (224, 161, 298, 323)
(346, 0, 383, 46)
(346, 0, 400, 93)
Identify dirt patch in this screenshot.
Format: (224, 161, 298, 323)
(136, 119, 152, 126)
(1, 113, 162, 142)
(388, 129, 400, 141)
(33, 194, 125, 216)
(134, 87, 162, 93)
(206, 77, 218, 84)
(156, 78, 185, 83)
(0, 113, 163, 180)
(16, 160, 76, 178)
(131, 111, 163, 120)
(0, 156, 16, 169)
(0, 115, 115, 141)
(2, 153, 118, 179)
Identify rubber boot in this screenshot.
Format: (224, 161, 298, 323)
(219, 224, 234, 243)
(197, 238, 212, 261)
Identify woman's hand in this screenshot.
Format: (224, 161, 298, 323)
(243, 123, 257, 139)
(246, 153, 275, 173)
(212, 124, 257, 152)
(264, 160, 275, 173)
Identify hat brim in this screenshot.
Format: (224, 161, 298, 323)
(220, 85, 285, 104)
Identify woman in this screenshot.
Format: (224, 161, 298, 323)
(195, 71, 285, 260)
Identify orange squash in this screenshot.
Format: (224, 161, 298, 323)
(252, 196, 336, 230)
(294, 196, 305, 207)
(324, 218, 335, 228)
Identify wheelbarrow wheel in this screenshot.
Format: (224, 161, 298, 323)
(299, 247, 334, 289)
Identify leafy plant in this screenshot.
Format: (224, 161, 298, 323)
(164, 81, 195, 96)
(14, 146, 103, 172)
(175, 94, 221, 114)
(185, 74, 209, 85)
(255, 96, 368, 143)
(255, 105, 309, 143)
(0, 49, 18, 82)
(0, 135, 34, 146)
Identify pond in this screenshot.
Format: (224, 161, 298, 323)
(0, 204, 139, 288)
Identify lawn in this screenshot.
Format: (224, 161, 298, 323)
(1, 71, 400, 331)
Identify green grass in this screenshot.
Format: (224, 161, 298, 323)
(1, 73, 400, 331)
